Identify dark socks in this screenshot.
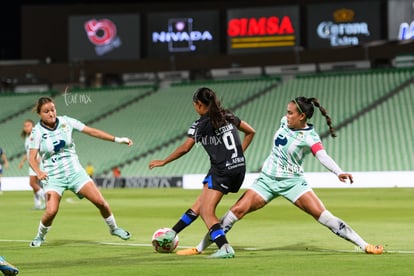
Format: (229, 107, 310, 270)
(209, 223, 228, 249)
(172, 208, 198, 233)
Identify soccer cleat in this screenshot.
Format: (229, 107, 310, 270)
(0, 256, 19, 275)
(29, 236, 44, 248)
(208, 244, 235, 259)
(365, 244, 384, 254)
(111, 227, 131, 240)
(155, 229, 176, 247)
(176, 247, 201, 256)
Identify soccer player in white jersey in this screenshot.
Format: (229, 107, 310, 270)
(28, 96, 132, 247)
(177, 96, 383, 255)
(18, 119, 46, 209)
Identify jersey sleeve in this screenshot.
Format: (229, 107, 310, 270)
(63, 116, 85, 131)
(187, 120, 198, 140)
(29, 126, 41, 149)
(306, 130, 324, 155)
(225, 112, 241, 128)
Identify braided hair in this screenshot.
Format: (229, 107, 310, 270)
(193, 87, 231, 129)
(292, 96, 337, 138)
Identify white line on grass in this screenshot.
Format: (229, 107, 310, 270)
(2, 240, 414, 254)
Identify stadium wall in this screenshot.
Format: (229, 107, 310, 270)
(3, 171, 414, 191)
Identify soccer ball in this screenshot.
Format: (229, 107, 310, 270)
(151, 227, 179, 253)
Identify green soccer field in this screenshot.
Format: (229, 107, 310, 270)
(1, 188, 413, 275)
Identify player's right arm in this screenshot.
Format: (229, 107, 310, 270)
(149, 137, 195, 169)
(28, 148, 47, 180)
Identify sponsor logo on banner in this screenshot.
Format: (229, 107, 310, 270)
(84, 18, 122, 56)
(228, 16, 296, 49)
(152, 17, 213, 53)
(316, 8, 370, 46)
(398, 21, 414, 40)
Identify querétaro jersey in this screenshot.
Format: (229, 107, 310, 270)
(188, 113, 245, 175)
(261, 116, 324, 178)
(29, 116, 85, 178)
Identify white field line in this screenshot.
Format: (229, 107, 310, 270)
(1, 240, 413, 254)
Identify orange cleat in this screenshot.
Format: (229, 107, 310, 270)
(176, 248, 201, 256)
(365, 244, 384, 254)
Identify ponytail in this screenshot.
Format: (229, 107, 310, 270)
(193, 87, 228, 129)
(293, 97, 337, 138)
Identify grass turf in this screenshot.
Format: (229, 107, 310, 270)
(1, 187, 413, 275)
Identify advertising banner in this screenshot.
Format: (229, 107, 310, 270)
(388, 0, 414, 40)
(307, 2, 381, 48)
(68, 14, 140, 61)
(147, 10, 220, 58)
(226, 5, 300, 54)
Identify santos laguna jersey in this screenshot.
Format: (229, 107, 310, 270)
(261, 116, 324, 178)
(188, 113, 245, 175)
(29, 116, 85, 178)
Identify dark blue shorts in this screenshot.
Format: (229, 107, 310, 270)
(202, 168, 245, 194)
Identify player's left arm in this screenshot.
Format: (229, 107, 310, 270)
(81, 126, 133, 146)
(238, 120, 256, 152)
(1, 152, 9, 169)
(314, 148, 353, 183)
(18, 154, 27, 169)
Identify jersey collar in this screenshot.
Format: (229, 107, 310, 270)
(40, 117, 59, 131)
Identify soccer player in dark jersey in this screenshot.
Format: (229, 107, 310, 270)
(149, 87, 255, 258)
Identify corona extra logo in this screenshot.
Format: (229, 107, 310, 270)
(316, 8, 370, 47)
(227, 16, 296, 49)
(333, 8, 354, 23)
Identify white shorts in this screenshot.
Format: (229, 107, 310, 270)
(29, 167, 37, 176)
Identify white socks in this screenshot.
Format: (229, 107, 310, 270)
(195, 209, 369, 252)
(37, 221, 51, 239)
(318, 210, 368, 250)
(104, 214, 118, 231)
(196, 210, 239, 252)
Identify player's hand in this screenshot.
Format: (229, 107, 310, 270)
(37, 171, 48, 181)
(115, 137, 133, 146)
(149, 160, 165, 169)
(338, 173, 353, 184)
